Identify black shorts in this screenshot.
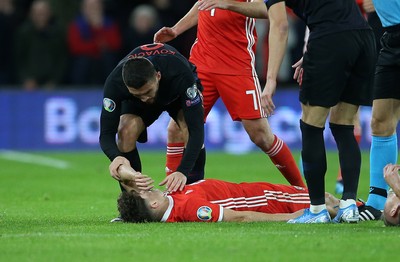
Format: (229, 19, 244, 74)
(373, 66, 400, 99)
(121, 98, 181, 127)
(300, 29, 376, 107)
(120, 98, 181, 143)
(373, 29, 400, 100)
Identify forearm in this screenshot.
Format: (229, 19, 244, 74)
(177, 107, 204, 175)
(172, 2, 199, 36)
(224, 1, 268, 19)
(266, 4, 288, 83)
(223, 209, 304, 222)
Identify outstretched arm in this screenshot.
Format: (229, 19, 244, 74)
(118, 165, 154, 192)
(261, 2, 288, 116)
(222, 208, 304, 222)
(154, 2, 199, 43)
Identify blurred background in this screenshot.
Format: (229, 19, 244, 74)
(0, 0, 377, 154)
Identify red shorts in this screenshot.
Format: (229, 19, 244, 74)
(199, 71, 267, 121)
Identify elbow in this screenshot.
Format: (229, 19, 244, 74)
(278, 20, 289, 36)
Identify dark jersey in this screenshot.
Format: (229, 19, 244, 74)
(265, 0, 371, 40)
(100, 43, 204, 175)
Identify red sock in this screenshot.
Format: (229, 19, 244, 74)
(165, 142, 184, 176)
(266, 135, 306, 188)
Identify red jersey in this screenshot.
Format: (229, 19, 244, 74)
(190, 1, 258, 76)
(161, 179, 310, 222)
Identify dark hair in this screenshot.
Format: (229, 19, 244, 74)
(122, 58, 156, 89)
(117, 191, 155, 223)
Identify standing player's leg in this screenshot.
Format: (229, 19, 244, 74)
(335, 110, 362, 194)
(366, 99, 399, 211)
(218, 74, 305, 187)
(242, 118, 305, 187)
(289, 104, 332, 223)
(329, 103, 361, 223)
(165, 119, 185, 175)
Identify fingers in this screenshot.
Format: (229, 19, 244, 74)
(135, 174, 154, 191)
(159, 173, 187, 192)
(293, 67, 303, 85)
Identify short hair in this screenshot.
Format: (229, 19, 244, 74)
(117, 191, 155, 223)
(122, 57, 156, 89)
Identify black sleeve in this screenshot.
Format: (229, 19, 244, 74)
(177, 97, 204, 176)
(176, 79, 205, 176)
(99, 69, 129, 161)
(152, 54, 205, 176)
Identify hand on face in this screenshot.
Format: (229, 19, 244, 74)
(383, 164, 400, 192)
(159, 171, 187, 192)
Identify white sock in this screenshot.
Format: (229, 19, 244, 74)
(310, 204, 326, 214)
(339, 199, 356, 209)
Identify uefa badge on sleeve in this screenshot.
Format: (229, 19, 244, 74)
(103, 98, 116, 112)
(186, 84, 198, 99)
(197, 206, 212, 221)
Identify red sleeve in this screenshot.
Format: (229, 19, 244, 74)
(169, 198, 223, 222)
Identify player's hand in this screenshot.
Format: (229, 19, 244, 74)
(383, 164, 400, 191)
(134, 173, 155, 191)
(292, 57, 304, 85)
(154, 27, 178, 43)
(109, 156, 130, 181)
(362, 0, 375, 13)
(261, 79, 276, 117)
(198, 0, 231, 10)
(159, 171, 187, 192)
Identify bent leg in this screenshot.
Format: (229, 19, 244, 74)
(242, 118, 305, 187)
(165, 119, 185, 175)
(118, 114, 146, 172)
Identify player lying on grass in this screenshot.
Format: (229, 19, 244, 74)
(115, 165, 340, 223)
(382, 164, 400, 226)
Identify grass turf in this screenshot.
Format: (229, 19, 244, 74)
(0, 151, 397, 261)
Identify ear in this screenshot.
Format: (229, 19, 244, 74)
(149, 200, 159, 210)
(156, 71, 161, 80)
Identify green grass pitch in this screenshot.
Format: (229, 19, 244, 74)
(0, 150, 398, 261)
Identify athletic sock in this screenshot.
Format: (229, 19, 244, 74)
(366, 135, 397, 210)
(330, 123, 361, 200)
(310, 204, 327, 214)
(187, 147, 206, 184)
(339, 199, 356, 209)
(336, 125, 361, 182)
(265, 135, 306, 187)
(165, 142, 184, 175)
(300, 120, 326, 205)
